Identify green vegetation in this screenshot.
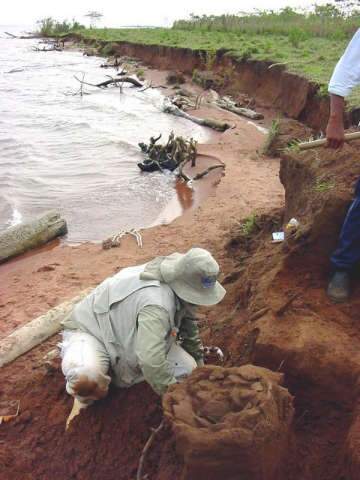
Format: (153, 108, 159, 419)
(314, 177, 336, 192)
(36, 18, 84, 36)
(99, 42, 117, 56)
(284, 141, 301, 154)
(43, 5, 360, 106)
(262, 119, 280, 155)
(136, 68, 145, 80)
(173, 5, 359, 39)
(240, 214, 258, 237)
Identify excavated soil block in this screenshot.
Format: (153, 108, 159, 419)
(163, 364, 294, 480)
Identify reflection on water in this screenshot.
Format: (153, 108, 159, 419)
(0, 28, 210, 242)
(176, 180, 194, 211)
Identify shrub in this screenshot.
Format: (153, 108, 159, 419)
(36, 17, 84, 37)
(136, 68, 145, 80)
(289, 28, 309, 48)
(100, 42, 118, 56)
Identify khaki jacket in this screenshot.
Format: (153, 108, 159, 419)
(63, 263, 203, 394)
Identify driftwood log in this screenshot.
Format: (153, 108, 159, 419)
(217, 97, 264, 120)
(163, 100, 232, 132)
(0, 210, 67, 263)
(0, 290, 91, 368)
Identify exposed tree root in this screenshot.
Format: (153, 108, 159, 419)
(137, 420, 165, 480)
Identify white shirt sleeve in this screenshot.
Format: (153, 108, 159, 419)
(329, 29, 360, 97)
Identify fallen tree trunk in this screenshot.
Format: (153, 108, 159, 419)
(163, 100, 231, 132)
(0, 211, 67, 263)
(217, 99, 264, 120)
(0, 290, 91, 368)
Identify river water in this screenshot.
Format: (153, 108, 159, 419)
(0, 27, 210, 242)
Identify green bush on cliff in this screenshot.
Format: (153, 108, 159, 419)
(100, 42, 118, 56)
(36, 17, 84, 37)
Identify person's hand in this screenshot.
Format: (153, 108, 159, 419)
(326, 116, 345, 149)
(326, 94, 345, 149)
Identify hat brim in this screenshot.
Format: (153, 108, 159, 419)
(169, 279, 226, 306)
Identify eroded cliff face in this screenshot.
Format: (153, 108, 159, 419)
(220, 129, 360, 479)
(65, 34, 334, 131)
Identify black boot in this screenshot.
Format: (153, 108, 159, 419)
(327, 271, 350, 303)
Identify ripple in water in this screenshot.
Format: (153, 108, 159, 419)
(0, 29, 210, 242)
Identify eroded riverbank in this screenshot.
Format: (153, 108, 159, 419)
(3, 39, 360, 480)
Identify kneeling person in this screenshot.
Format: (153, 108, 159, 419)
(61, 248, 226, 426)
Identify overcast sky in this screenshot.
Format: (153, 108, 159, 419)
(2, 0, 332, 28)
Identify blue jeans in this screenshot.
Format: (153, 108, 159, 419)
(331, 179, 360, 271)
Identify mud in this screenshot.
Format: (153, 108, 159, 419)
(163, 365, 294, 480)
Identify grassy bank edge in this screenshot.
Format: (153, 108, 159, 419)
(54, 28, 360, 109)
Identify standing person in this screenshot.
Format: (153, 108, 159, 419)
(326, 29, 360, 302)
(60, 247, 226, 427)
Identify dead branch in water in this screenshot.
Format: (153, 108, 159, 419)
(74, 74, 143, 89)
(4, 31, 17, 38)
(4, 31, 39, 39)
(138, 132, 197, 173)
(137, 420, 165, 480)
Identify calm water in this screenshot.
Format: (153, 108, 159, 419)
(0, 27, 209, 242)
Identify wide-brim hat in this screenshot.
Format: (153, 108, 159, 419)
(160, 248, 226, 306)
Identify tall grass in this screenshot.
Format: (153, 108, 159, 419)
(173, 5, 360, 39)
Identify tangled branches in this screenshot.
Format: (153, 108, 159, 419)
(137, 132, 197, 173)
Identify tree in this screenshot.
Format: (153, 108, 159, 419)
(85, 11, 103, 28)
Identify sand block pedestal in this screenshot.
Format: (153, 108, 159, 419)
(163, 364, 294, 480)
